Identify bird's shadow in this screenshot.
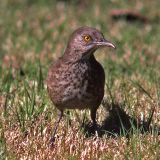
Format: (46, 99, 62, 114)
(82, 102, 160, 138)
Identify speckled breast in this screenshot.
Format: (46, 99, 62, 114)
(47, 58, 105, 110)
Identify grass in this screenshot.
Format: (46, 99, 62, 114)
(0, 0, 160, 159)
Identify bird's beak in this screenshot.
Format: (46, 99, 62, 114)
(93, 39, 116, 49)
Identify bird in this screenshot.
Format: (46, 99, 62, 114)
(47, 26, 115, 142)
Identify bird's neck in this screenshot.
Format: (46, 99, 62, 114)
(63, 47, 96, 63)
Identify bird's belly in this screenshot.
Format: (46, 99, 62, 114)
(57, 79, 104, 110)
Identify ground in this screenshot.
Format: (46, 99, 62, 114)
(0, 0, 160, 159)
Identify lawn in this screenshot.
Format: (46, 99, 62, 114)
(0, 0, 160, 159)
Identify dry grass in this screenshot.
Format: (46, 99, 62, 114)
(0, 0, 160, 159)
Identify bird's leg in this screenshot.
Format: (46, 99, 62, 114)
(50, 109, 63, 143)
(66, 110, 71, 126)
(91, 109, 97, 127)
(89, 108, 99, 135)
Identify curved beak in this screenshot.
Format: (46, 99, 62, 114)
(93, 39, 116, 49)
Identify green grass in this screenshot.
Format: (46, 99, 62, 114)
(0, 0, 160, 159)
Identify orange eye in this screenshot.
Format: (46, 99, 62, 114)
(83, 35, 92, 42)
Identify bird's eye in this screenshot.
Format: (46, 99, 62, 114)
(83, 35, 92, 42)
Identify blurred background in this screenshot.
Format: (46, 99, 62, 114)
(0, 0, 160, 159)
(0, 0, 159, 78)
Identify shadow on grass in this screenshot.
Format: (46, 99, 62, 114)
(82, 102, 160, 138)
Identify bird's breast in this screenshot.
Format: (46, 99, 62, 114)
(47, 60, 105, 109)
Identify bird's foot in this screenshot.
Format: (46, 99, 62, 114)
(81, 121, 101, 137)
(49, 136, 56, 148)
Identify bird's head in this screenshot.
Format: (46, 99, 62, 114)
(64, 26, 116, 61)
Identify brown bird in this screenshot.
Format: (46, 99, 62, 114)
(47, 26, 115, 141)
